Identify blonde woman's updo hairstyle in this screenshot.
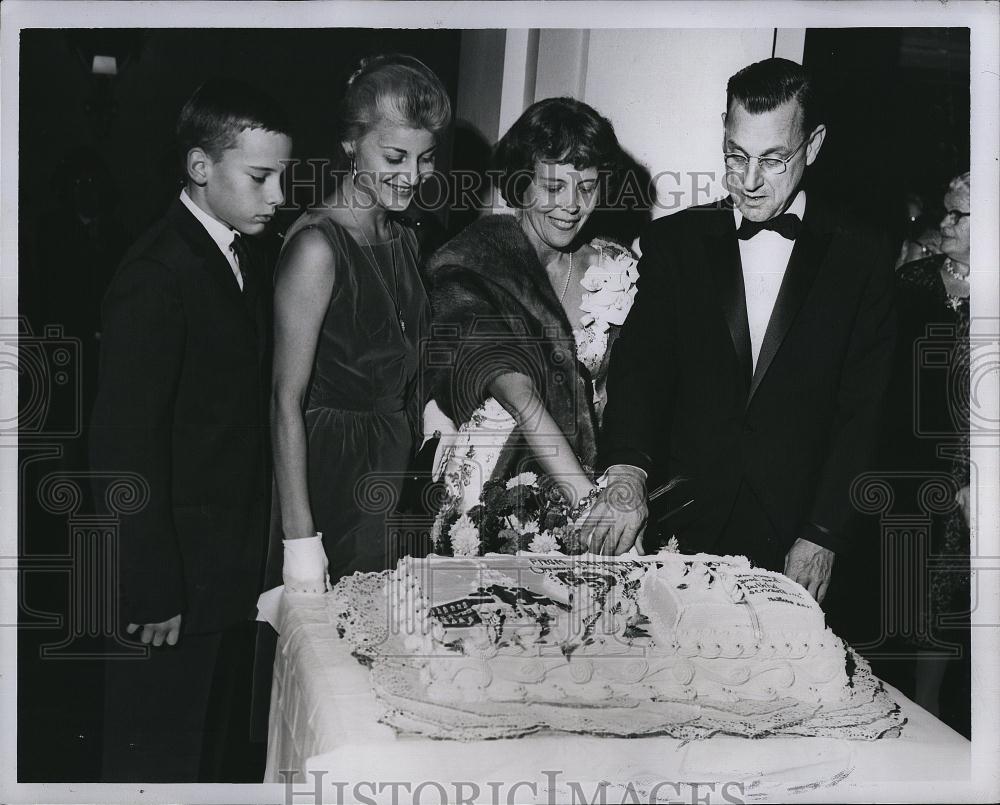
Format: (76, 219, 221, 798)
(339, 53, 452, 149)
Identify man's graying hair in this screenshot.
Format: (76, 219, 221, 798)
(726, 58, 820, 136)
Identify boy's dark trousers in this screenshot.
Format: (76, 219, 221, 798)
(102, 619, 257, 782)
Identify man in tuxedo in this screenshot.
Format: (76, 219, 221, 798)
(89, 79, 292, 781)
(585, 58, 895, 602)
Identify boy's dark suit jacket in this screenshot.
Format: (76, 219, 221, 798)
(600, 197, 895, 556)
(90, 198, 271, 634)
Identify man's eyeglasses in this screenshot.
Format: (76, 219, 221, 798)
(943, 209, 971, 224)
(724, 137, 809, 176)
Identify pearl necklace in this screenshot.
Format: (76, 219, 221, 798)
(558, 250, 575, 303)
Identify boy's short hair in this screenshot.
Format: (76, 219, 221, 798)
(176, 78, 292, 162)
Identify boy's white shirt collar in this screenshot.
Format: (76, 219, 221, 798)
(179, 188, 243, 288)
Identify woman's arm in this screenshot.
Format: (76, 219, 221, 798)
(489, 371, 596, 504)
(272, 229, 337, 541)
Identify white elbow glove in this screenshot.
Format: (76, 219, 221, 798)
(282, 534, 330, 594)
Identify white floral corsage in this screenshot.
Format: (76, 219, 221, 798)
(578, 248, 639, 332)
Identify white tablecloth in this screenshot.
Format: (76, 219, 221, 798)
(264, 591, 971, 803)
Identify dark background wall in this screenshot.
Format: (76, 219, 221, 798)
(803, 27, 971, 741)
(803, 27, 970, 250)
(19, 28, 461, 241)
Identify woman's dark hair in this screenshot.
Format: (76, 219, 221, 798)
(339, 53, 452, 148)
(492, 97, 625, 209)
(726, 58, 819, 136)
(176, 78, 292, 161)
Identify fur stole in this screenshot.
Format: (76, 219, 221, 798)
(423, 214, 598, 472)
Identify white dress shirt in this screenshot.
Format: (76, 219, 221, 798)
(179, 189, 244, 290)
(734, 191, 806, 370)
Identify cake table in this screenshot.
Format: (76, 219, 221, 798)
(263, 591, 971, 803)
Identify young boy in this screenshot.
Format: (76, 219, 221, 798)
(89, 79, 292, 782)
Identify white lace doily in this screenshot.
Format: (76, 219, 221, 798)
(329, 570, 906, 742)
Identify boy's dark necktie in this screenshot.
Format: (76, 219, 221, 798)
(229, 233, 253, 293)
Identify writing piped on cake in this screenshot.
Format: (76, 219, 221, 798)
(721, 574, 746, 603)
(386, 553, 852, 705)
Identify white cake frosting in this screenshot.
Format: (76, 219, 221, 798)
(385, 553, 849, 705)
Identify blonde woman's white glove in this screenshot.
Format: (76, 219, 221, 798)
(282, 534, 329, 594)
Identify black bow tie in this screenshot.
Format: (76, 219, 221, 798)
(736, 213, 801, 241)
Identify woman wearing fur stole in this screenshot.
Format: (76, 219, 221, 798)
(423, 98, 639, 544)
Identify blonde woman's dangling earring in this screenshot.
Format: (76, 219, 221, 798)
(346, 147, 368, 209)
(342, 143, 357, 184)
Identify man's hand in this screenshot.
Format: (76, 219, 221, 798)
(783, 538, 835, 604)
(127, 613, 182, 647)
(578, 465, 648, 555)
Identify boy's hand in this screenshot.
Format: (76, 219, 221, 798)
(127, 614, 182, 647)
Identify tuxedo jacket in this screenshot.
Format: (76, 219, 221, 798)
(90, 198, 271, 634)
(599, 198, 896, 555)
